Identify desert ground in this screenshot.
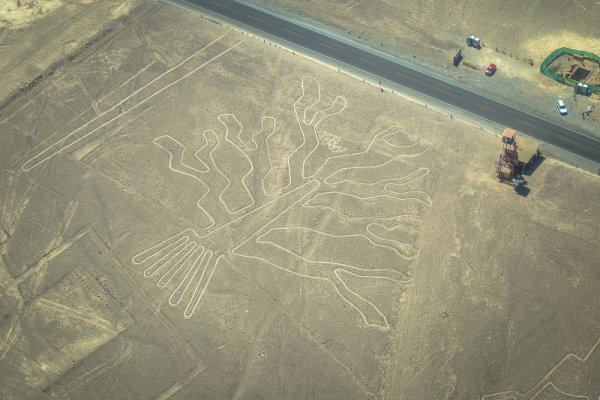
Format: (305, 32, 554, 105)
(0, 0, 140, 109)
(247, 0, 600, 137)
(1, 1, 599, 399)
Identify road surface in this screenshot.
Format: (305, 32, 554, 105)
(177, 0, 600, 164)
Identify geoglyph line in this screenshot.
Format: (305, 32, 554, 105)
(0, 173, 15, 230)
(154, 113, 268, 223)
(249, 226, 409, 328)
(231, 115, 278, 199)
(2, 173, 34, 235)
(97, 60, 157, 104)
(533, 383, 588, 400)
(155, 364, 204, 400)
(50, 338, 132, 398)
(244, 116, 277, 152)
(366, 219, 420, 253)
(261, 118, 287, 196)
(210, 114, 256, 215)
(260, 225, 408, 261)
(288, 76, 348, 184)
(36, 298, 118, 333)
(134, 76, 431, 326)
(0, 305, 24, 359)
(317, 126, 430, 182)
(133, 180, 321, 319)
(0, 302, 38, 360)
(482, 336, 600, 400)
(153, 135, 216, 229)
(21, 34, 243, 171)
(303, 190, 430, 240)
(301, 95, 347, 178)
(132, 181, 319, 319)
(342, 0, 364, 10)
(235, 234, 405, 329)
(155, 115, 299, 228)
(334, 269, 392, 328)
(325, 158, 430, 188)
(255, 226, 411, 279)
(14, 224, 89, 285)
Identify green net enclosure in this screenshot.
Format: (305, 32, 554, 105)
(540, 47, 600, 94)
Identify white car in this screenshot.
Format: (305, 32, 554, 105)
(556, 99, 568, 116)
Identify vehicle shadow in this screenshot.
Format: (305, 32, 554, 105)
(514, 182, 531, 197)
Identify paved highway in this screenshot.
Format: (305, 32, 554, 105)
(178, 0, 600, 164)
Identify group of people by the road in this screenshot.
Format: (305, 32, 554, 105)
(582, 105, 594, 120)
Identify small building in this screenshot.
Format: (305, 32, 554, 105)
(466, 35, 481, 49)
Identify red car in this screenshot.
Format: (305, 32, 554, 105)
(485, 63, 497, 76)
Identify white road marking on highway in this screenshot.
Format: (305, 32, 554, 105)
(281, 27, 300, 37)
(436, 88, 455, 97)
(357, 56, 375, 66)
(319, 41, 338, 52)
(247, 14, 265, 24)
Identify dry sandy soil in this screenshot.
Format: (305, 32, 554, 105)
(0, 1, 599, 399)
(248, 0, 600, 63)
(246, 0, 600, 137)
(0, 0, 140, 108)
